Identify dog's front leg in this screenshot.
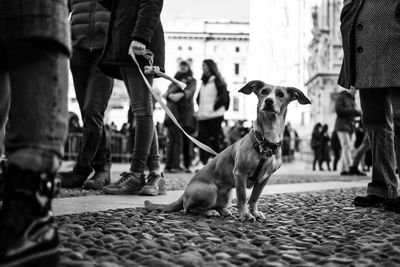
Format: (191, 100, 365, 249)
(234, 169, 255, 222)
(248, 177, 269, 221)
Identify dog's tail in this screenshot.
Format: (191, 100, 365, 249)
(144, 195, 184, 212)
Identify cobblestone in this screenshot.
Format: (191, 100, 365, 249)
(56, 187, 400, 266)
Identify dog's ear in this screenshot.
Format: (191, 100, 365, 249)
(239, 80, 265, 95)
(287, 87, 311, 105)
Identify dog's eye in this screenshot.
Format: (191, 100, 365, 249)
(276, 91, 285, 98)
(260, 90, 268, 95)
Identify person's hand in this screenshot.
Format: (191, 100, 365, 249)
(129, 40, 146, 55)
(169, 93, 185, 102)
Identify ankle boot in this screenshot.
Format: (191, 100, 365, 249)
(0, 164, 60, 267)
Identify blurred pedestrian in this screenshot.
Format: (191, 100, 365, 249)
(196, 59, 229, 166)
(58, 0, 114, 190)
(348, 120, 368, 176)
(100, 0, 166, 196)
(164, 61, 196, 173)
(319, 124, 331, 171)
(331, 130, 341, 171)
(339, 0, 400, 211)
(311, 123, 322, 171)
(334, 89, 361, 175)
(0, 0, 70, 265)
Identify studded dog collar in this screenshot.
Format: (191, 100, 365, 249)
(249, 129, 282, 158)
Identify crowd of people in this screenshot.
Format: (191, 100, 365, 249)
(1, 0, 400, 266)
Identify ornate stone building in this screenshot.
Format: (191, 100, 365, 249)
(306, 0, 344, 129)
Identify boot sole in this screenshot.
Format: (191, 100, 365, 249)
(0, 248, 59, 267)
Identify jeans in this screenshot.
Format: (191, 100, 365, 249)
(0, 40, 68, 172)
(165, 124, 182, 169)
(360, 88, 400, 199)
(70, 48, 113, 175)
(182, 134, 193, 169)
(198, 116, 223, 165)
(337, 131, 352, 173)
(119, 66, 160, 173)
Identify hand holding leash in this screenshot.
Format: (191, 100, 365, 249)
(144, 66, 186, 90)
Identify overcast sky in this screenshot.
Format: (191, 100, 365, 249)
(161, 0, 249, 23)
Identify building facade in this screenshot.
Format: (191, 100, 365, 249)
(306, 0, 344, 129)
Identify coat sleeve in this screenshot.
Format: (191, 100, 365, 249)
(335, 96, 358, 116)
(131, 0, 163, 46)
(183, 79, 197, 100)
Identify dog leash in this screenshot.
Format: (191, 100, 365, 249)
(129, 49, 218, 156)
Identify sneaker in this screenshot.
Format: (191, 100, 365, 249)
(348, 166, 367, 176)
(139, 172, 166, 196)
(383, 197, 400, 213)
(58, 170, 88, 188)
(103, 172, 145, 195)
(354, 195, 389, 207)
(0, 164, 60, 267)
(83, 171, 110, 190)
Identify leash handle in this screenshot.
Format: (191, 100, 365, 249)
(129, 49, 218, 156)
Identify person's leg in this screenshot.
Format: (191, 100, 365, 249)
(355, 88, 398, 206)
(1, 40, 68, 265)
(182, 135, 192, 170)
(0, 73, 9, 157)
(198, 120, 211, 165)
(146, 127, 161, 173)
(349, 134, 369, 175)
(337, 131, 352, 174)
(169, 125, 182, 170)
(165, 125, 175, 170)
(208, 116, 224, 154)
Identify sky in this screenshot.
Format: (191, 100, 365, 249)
(161, 0, 250, 24)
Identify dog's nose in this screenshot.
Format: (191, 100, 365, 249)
(265, 98, 274, 105)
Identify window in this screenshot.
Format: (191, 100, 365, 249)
(234, 63, 240, 75)
(235, 46, 240, 53)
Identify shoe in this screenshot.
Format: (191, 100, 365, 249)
(184, 168, 192, 174)
(348, 166, 367, 176)
(103, 172, 145, 195)
(0, 164, 60, 267)
(58, 170, 88, 188)
(340, 171, 351, 176)
(383, 197, 400, 213)
(139, 172, 166, 196)
(354, 195, 389, 207)
(83, 171, 110, 190)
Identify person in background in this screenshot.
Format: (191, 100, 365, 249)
(311, 123, 322, 171)
(339, 0, 400, 211)
(348, 120, 368, 176)
(334, 89, 361, 176)
(319, 124, 331, 171)
(0, 0, 70, 265)
(196, 59, 229, 167)
(99, 0, 166, 196)
(58, 0, 114, 190)
(164, 61, 196, 173)
(331, 130, 341, 171)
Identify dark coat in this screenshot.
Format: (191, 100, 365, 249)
(0, 0, 71, 56)
(334, 91, 361, 133)
(338, 0, 400, 89)
(69, 0, 110, 51)
(98, 0, 165, 80)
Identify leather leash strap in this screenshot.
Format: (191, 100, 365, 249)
(129, 49, 218, 156)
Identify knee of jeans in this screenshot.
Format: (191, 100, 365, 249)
(82, 111, 104, 127)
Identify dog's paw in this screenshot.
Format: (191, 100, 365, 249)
(218, 208, 232, 217)
(251, 210, 265, 221)
(206, 210, 221, 217)
(240, 212, 256, 222)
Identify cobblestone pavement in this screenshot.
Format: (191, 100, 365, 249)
(58, 173, 369, 198)
(57, 187, 400, 267)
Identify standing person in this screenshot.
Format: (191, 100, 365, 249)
(334, 90, 361, 175)
(99, 0, 166, 196)
(311, 123, 322, 171)
(331, 130, 341, 171)
(196, 59, 229, 166)
(339, 0, 400, 211)
(319, 124, 331, 171)
(0, 0, 70, 265)
(164, 61, 196, 173)
(58, 0, 114, 190)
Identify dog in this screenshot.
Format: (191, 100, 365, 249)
(145, 80, 311, 221)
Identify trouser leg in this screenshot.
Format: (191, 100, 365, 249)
(351, 134, 370, 168)
(146, 127, 160, 172)
(337, 131, 352, 173)
(198, 120, 211, 165)
(360, 89, 398, 199)
(0, 59, 10, 157)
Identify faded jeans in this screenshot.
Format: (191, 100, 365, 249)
(0, 40, 68, 172)
(337, 131, 352, 173)
(70, 48, 113, 175)
(360, 89, 400, 199)
(119, 66, 160, 173)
